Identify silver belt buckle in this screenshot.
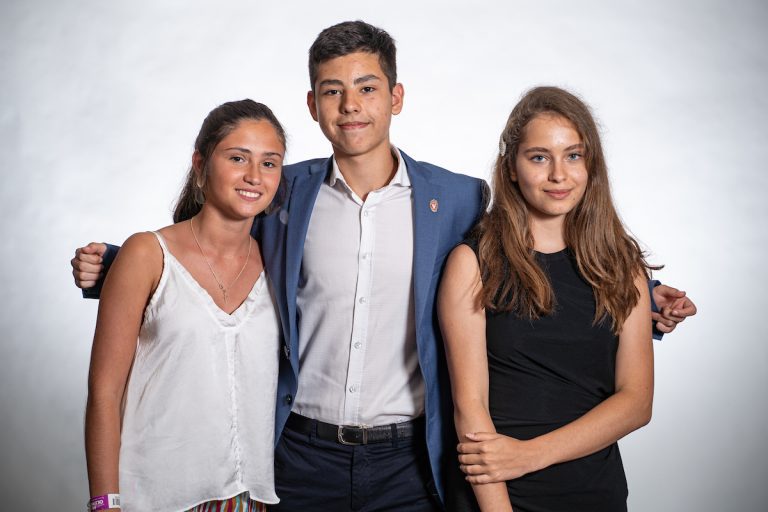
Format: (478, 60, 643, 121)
(337, 425, 367, 445)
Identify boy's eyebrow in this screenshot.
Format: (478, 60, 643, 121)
(318, 79, 344, 87)
(353, 74, 380, 85)
(317, 75, 381, 88)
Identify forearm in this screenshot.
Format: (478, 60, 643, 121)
(85, 396, 122, 496)
(454, 402, 513, 511)
(531, 389, 652, 471)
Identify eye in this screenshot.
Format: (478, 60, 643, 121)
(230, 155, 245, 163)
(530, 155, 546, 163)
(361, 86, 375, 93)
(263, 161, 275, 168)
(567, 152, 582, 161)
(323, 89, 341, 96)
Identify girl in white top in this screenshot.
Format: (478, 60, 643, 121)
(85, 100, 286, 511)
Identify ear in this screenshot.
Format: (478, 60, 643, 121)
(509, 164, 518, 182)
(192, 150, 204, 171)
(307, 90, 318, 122)
(391, 83, 404, 115)
(192, 151, 206, 186)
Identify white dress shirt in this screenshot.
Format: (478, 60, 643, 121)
(292, 148, 423, 426)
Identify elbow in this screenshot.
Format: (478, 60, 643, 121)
(640, 402, 653, 428)
(632, 398, 653, 431)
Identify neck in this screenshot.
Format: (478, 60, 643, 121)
(333, 142, 397, 200)
(530, 215, 567, 253)
(191, 206, 253, 256)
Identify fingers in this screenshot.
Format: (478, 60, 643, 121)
(460, 462, 486, 475)
(657, 284, 685, 299)
(457, 442, 482, 454)
(72, 257, 104, 275)
(464, 469, 506, 484)
(81, 242, 108, 258)
(71, 256, 104, 289)
(463, 431, 497, 442)
(660, 306, 685, 323)
(465, 473, 492, 485)
(651, 312, 675, 329)
(653, 318, 675, 334)
(672, 297, 697, 318)
(74, 250, 103, 265)
(72, 243, 107, 288)
(458, 453, 483, 465)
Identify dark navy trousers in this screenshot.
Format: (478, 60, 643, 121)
(269, 419, 442, 511)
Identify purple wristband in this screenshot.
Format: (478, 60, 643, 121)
(89, 494, 120, 510)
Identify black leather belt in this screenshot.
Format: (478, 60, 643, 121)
(285, 412, 423, 446)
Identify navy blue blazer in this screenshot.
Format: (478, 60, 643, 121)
(259, 150, 487, 500)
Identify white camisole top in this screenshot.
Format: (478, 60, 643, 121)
(118, 232, 280, 511)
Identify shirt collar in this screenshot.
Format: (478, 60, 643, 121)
(329, 146, 411, 189)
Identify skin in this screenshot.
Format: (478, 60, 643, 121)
(438, 113, 654, 510)
(70, 57, 695, 328)
(307, 51, 404, 200)
(84, 120, 284, 505)
(511, 113, 589, 253)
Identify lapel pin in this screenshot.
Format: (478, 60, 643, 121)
(429, 199, 439, 213)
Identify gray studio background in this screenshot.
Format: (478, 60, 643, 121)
(2, 0, 766, 509)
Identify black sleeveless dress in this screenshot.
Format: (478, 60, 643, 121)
(451, 246, 628, 512)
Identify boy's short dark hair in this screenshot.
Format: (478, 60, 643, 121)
(308, 20, 397, 92)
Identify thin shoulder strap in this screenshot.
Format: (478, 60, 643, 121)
(151, 231, 170, 255)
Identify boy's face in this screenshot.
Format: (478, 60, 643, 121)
(308, 51, 403, 160)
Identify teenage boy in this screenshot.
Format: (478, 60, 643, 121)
(72, 21, 696, 511)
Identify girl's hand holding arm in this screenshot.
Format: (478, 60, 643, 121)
(458, 273, 654, 483)
(438, 245, 513, 512)
(85, 232, 162, 500)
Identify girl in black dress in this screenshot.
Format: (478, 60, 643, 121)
(438, 87, 655, 511)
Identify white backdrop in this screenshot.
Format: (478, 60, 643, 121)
(2, 0, 766, 509)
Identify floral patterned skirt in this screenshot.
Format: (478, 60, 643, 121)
(186, 491, 266, 512)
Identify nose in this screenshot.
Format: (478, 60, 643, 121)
(549, 159, 566, 183)
(244, 164, 263, 185)
(341, 91, 361, 114)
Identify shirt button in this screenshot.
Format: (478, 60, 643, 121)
(354, 342, 362, 349)
(283, 345, 291, 358)
(363, 210, 369, 217)
(361, 253, 368, 260)
(358, 297, 367, 304)
(348, 386, 357, 393)
(284, 394, 293, 404)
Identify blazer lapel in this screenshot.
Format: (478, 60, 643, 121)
(284, 158, 329, 347)
(403, 152, 445, 332)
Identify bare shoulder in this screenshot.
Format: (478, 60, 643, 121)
(120, 231, 162, 260)
(441, 243, 482, 300)
(111, 231, 164, 281)
(445, 244, 481, 277)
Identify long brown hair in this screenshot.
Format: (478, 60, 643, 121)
(476, 86, 659, 333)
(173, 99, 287, 223)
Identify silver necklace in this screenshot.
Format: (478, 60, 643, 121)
(189, 217, 252, 306)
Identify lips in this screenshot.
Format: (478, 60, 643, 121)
(544, 189, 571, 199)
(338, 121, 368, 130)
